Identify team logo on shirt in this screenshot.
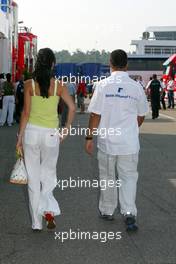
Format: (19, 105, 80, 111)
(105, 86, 137, 100)
(118, 88, 123, 93)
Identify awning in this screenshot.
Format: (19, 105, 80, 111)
(163, 54, 176, 66)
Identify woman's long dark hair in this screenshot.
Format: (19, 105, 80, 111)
(33, 48, 56, 98)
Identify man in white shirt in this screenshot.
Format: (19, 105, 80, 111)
(160, 78, 166, 110)
(85, 50, 149, 232)
(167, 76, 175, 109)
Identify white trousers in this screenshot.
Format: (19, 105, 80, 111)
(23, 124, 60, 229)
(98, 150, 139, 217)
(0, 96, 15, 125)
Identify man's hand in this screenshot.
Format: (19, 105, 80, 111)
(137, 116, 145, 127)
(85, 112, 101, 155)
(85, 140, 94, 155)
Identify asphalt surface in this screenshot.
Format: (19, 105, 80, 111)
(0, 108, 176, 264)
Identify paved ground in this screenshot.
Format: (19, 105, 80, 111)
(0, 108, 176, 264)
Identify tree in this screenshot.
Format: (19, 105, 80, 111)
(55, 50, 71, 63)
(55, 49, 110, 64)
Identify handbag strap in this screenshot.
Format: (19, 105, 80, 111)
(32, 79, 36, 96)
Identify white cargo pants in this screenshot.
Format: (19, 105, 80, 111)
(98, 150, 139, 217)
(0, 96, 15, 125)
(23, 124, 61, 230)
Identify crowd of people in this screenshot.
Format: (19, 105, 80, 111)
(0, 73, 24, 126)
(134, 74, 175, 119)
(59, 78, 88, 126)
(0, 73, 89, 127)
(0, 70, 175, 127)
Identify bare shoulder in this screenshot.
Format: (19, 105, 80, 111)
(24, 79, 33, 87)
(24, 79, 33, 94)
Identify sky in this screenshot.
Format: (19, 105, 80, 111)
(15, 0, 176, 53)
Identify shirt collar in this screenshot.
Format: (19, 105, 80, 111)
(111, 71, 128, 77)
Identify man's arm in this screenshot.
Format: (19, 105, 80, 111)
(85, 113, 101, 155)
(87, 113, 101, 137)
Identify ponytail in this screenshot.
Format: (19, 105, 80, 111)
(33, 48, 56, 98)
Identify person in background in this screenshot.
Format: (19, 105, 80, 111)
(160, 78, 166, 110)
(15, 75, 25, 123)
(146, 77, 152, 89)
(16, 48, 75, 232)
(167, 76, 175, 109)
(145, 77, 153, 100)
(61, 77, 76, 126)
(77, 80, 87, 113)
(0, 73, 15, 127)
(137, 76, 145, 90)
(85, 49, 149, 232)
(146, 77, 152, 90)
(0, 73, 5, 88)
(67, 77, 76, 103)
(87, 81, 93, 99)
(148, 74, 161, 119)
(0, 73, 5, 119)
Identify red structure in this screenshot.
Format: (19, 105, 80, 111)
(10, 1, 37, 81)
(17, 31, 37, 80)
(0, 1, 37, 81)
(163, 54, 176, 91)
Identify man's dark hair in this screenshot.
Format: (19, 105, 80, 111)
(153, 74, 157, 79)
(110, 49, 128, 68)
(6, 73, 11, 82)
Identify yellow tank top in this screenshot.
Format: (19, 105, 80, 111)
(28, 79, 60, 129)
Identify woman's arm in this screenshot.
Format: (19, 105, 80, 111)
(16, 80, 32, 155)
(58, 82, 76, 140)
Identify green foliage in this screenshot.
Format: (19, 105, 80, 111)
(55, 49, 110, 64)
(23, 69, 32, 81)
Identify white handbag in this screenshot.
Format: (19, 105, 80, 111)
(10, 158, 28, 185)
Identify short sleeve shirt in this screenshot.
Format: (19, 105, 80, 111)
(88, 71, 149, 155)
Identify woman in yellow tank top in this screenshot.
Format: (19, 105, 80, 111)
(16, 48, 75, 232)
